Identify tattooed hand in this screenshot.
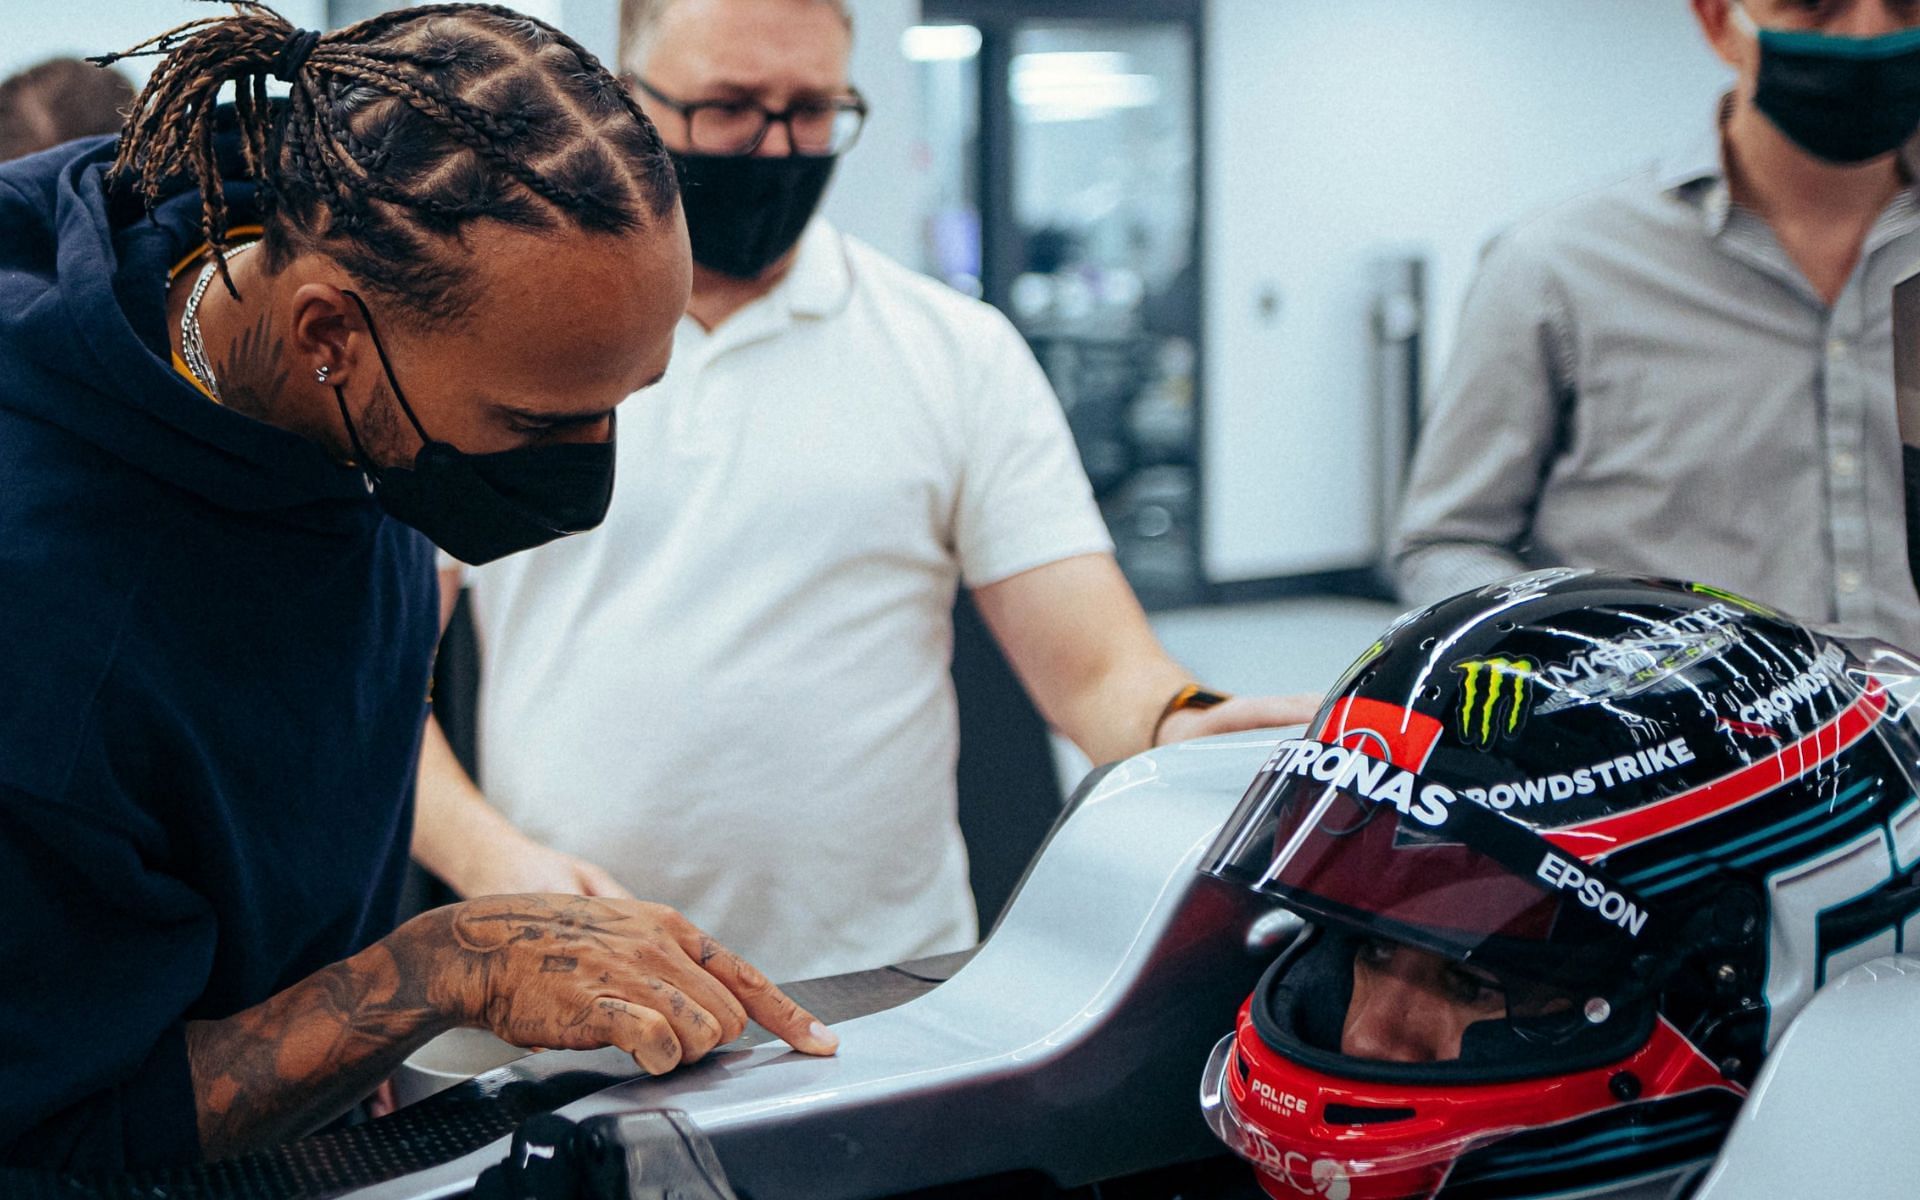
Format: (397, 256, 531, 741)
(185, 896, 834, 1160)
(415, 895, 837, 1073)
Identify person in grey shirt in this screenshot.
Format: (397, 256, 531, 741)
(1393, 0, 1920, 650)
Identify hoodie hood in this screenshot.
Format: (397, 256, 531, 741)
(0, 136, 371, 518)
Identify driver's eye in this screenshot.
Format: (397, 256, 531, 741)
(1355, 939, 1396, 969)
(1770, 0, 1831, 22)
(1443, 965, 1505, 1008)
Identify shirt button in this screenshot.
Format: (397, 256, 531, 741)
(1839, 570, 1865, 594)
(1833, 451, 1859, 478)
(1828, 337, 1850, 361)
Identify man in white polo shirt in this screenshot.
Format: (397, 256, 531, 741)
(411, 0, 1311, 982)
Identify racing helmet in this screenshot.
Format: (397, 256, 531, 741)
(1199, 571, 1920, 1200)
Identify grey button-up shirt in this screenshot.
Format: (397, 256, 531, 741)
(1393, 110, 1920, 650)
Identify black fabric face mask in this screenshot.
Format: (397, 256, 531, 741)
(1747, 15, 1920, 163)
(671, 151, 839, 279)
(334, 291, 616, 566)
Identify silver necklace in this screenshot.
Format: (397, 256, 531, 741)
(179, 240, 258, 403)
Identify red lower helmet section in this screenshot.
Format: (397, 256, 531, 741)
(1202, 998, 1742, 1200)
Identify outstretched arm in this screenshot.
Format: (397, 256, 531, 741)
(973, 553, 1318, 765)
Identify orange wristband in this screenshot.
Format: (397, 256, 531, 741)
(1152, 683, 1231, 746)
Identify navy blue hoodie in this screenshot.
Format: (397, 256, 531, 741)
(0, 138, 439, 1170)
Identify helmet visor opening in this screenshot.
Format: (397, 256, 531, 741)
(1250, 927, 1657, 1087)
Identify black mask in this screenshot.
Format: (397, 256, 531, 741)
(671, 151, 838, 279)
(334, 291, 616, 566)
(1747, 17, 1920, 163)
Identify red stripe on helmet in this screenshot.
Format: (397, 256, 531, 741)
(1542, 685, 1887, 861)
(1315, 696, 1446, 773)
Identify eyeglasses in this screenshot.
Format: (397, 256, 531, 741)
(1733, 0, 1920, 32)
(631, 77, 868, 156)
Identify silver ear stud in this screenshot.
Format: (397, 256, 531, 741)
(315, 365, 332, 383)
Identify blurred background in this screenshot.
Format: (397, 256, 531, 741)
(3, 2, 1735, 873)
(4, 1, 1728, 622)
(4, 0, 1736, 923)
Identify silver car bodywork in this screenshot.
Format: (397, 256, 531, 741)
(358, 729, 1920, 1200)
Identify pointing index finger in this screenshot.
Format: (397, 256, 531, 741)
(695, 934, 838, 1056)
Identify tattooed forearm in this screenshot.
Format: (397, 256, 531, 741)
(184, 917, 451, 1160)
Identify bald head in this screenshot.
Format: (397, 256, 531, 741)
(619, 0, 852, 76)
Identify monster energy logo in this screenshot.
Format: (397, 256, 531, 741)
(1453, 657, 1536, 749)
(1532, 607, 1744, 717)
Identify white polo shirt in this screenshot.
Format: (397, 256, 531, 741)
(459, 220, 1113, 981)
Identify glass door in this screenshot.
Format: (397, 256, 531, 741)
(915, 1, 1205, 607)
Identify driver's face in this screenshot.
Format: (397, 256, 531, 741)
(1339, 940, 1508, 1063)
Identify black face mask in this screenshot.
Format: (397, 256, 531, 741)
(1746, 15, 1920, 163)
(671, 151, 839, 279)
(334, 291, 616, 566)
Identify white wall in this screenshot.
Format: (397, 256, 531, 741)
(819, 0, 924, 267)
(1203, 0, 1732, 582)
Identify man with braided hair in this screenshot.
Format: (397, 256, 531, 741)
(0, 3, 834, 1173)
(417, 0, 1318, 983)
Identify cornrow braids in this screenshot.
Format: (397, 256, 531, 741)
(94, 1, 678, 324)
